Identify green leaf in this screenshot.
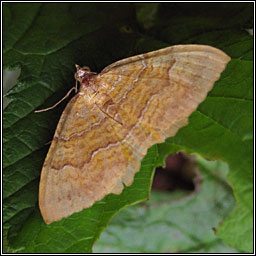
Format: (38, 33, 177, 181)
(6, 146, 158, 253)
(94, 157, 239, 253)
(3, 3, 253, 253)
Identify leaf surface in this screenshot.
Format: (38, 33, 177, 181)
(94, 157, 239, 253)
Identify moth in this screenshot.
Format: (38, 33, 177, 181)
(38, 45, 230, 224)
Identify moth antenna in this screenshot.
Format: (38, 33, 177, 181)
(35, 86, 76, 113)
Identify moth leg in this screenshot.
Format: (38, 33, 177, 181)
(45, 140, 52, 146)
(95, 102, 123, 126)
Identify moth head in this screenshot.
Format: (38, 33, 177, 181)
(74, 64, 96, 84)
